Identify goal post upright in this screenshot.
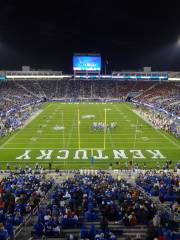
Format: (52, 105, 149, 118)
(62, 111, 65, 148)
(61, 111, 66, 168)
(104, 108, 107, 150)
(77, 108, 81, 149)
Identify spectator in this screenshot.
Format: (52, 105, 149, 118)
(0, 223, 8, 240)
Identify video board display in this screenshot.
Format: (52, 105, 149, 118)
(73, 55, 101, 71)
(0, 76, 5, 81)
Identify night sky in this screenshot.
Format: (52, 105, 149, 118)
(1, 0, 180, 72)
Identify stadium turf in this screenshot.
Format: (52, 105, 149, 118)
(0, 102, 179, 169)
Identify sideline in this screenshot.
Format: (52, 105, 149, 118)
(0, 108, 44, 149)
(23, 109, 43, 128)
(133, 109, 157, 128)
(133, 110, 180, 150)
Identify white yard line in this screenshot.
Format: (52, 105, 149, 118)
(12, 137, 168, 140)
(15, 133, 168, 137)
(133, 117, 139, 150)
(66, 111, 77, 148)
(1, 147, 177, 150)
(6, 141, 170, 145)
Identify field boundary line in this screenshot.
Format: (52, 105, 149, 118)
(133, 109, 158, 128)
(0, 103, 51, 149)
(0, 131, 21, 150)
(23, 109, 43, 128)
(155, 130, 180, 150)
(133, 109, 180, 149)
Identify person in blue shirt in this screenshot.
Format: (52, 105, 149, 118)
(14, 212, 23, 226)
(5, 222, 13, 238)
(32, 221, 44, 237)
(0, 211, 6, 225)
(0, 223, 8, 240)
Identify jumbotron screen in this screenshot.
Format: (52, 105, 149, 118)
(73, 55, 101, 71)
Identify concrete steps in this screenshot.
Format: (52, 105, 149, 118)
(30, 223, 148, 240)
(60, 223, 148, 239)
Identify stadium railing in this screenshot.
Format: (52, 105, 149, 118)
(10, 180, 54, 240)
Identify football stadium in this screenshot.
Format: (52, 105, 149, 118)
(0, 60, 179, 170)
(0, 56, 179, 240)
(0, 1, 180, 240)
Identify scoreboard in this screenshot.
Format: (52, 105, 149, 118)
(73, 54, 101, 71)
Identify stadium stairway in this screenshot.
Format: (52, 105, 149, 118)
(14, 184, 56, 240)
(12, 173, 179, 240)
(61, 223, 148, 239)
(30, 224, 148, 240)
(18, 173, 175, 240)
(134, 81, 159, 99)
(29, 204, 148, 240)
(14, 81, 42, 99)
(34, 82, 47, 98)
(25, 174, 150, 240)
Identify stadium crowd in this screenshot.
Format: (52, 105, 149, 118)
(136, 171, 179, 205)
(30, 173, 179, 240)
(0, 166, 178, 239)
(136, 82, 180, 117)
(0, 81, 41, 137)
(0, 81, 39, 115)
(0, 172, 53, 239)
(0, 79, 179, 138)
(0, 79, 179, 112)
(135, 107, 180, 137)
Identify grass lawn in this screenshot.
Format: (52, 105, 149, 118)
(0, 102, 179, 169)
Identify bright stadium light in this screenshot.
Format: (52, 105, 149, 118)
(177, 38, 180, 46)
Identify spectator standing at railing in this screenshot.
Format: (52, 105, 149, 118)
(152, 213, 161, 227)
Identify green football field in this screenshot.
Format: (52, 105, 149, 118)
(0, 102, 179, 169)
